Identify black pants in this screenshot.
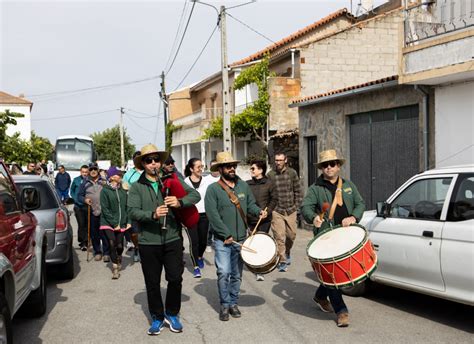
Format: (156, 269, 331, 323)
(184, 213, 209, 267)
(250, 220, 271, 234)
(74, 206, 88, 246)
(104, 230, 125, 264)
(139, 240, 184, 319)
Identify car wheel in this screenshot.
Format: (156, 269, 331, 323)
(0, 292, 12, 344)
(22, 249, 47, 317)
(341, 280, 369, 297)
(57, 242, 74, 280)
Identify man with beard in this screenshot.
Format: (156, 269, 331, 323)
(204, 152, 267, 321)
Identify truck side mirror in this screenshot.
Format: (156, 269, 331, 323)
(376, 201, 390, 218)
(21, 187, 40, 211)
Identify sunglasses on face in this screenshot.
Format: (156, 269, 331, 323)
(144, 156, 160, 164)
(89, 168, 98, 171)
(223, 164, 237, 170)
(321, 161, 337, 169)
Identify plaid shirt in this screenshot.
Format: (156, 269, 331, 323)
(267, 167, 302, 215)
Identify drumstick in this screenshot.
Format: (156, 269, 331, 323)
(232, 241, 257, 254)
(319, 202, 330, 220)
(251, 207, 268, 237)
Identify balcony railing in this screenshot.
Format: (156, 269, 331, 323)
(172, 108, 223, 126)
(405, 0, 474, 45)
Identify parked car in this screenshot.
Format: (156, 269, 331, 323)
(13, 175, 74, 280)
(347, 165, 474, 306)
(0, 160, 48, 343)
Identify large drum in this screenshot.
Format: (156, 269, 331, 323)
(307, 224, 377, 289)
(241, 233, 280, 274)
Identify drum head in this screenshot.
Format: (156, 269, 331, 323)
(308, 225, 366, 260)
(241, 233, 277, 266)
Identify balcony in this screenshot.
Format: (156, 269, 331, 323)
(405, 0, 474, 45)
(172, 108, 222, 127)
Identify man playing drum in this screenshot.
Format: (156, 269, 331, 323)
(301, 149, 365, 327)
(205, 152, 267, 321)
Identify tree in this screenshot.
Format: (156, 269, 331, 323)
(1, 132, 53, 166)
(91, 125, 135, 166)
(0, 109, 24, 147)
(165, 122, 182, 153)
(202, 56, 273, 156)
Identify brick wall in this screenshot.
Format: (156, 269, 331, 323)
(268, 77, 301, 131)
(299, 10, 403, 97)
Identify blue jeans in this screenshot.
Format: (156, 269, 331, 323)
(315, 285, 348, 314)
(214, 239, 243, 307)
(56, 188, 69, 203)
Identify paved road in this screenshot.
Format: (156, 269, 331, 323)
(13, 216, 473, 343)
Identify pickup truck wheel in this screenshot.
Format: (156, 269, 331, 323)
(57, 242, 74, 280)
(23, 249, 47, 317)
(341, 280, 369, 297)
(0, 292, 12, 344)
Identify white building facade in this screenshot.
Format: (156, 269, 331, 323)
(0, 91, 33, 141)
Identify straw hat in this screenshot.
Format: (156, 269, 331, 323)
(315, 149, 345, 168)
(210, 151, 241, 172)
(133, 144, 169, 169)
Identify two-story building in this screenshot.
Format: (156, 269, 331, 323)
(0, 91, 33, 141)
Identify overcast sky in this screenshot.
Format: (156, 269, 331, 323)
(1, 0, 386, 150)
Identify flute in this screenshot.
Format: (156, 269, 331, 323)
(154, 168, 169, 230)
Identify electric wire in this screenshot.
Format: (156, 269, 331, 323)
(124, 108, 158, 118)
(174, 24, 218, 91)
(153, 100, 163, 144)
(125, 113, 156, 134)
(165, 0, 196, 76)
(31, 109, 119, 121)
(227, 12, 275, 43)
(164, 0, 189, 72)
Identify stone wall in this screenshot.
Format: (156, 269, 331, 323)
(268, 77, 301, 131)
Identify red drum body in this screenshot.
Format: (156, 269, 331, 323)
(307, 224, 377, 289)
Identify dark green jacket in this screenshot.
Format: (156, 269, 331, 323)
(301, 175, 365, 235)
(127, 172, 200, 245)
(205, 177, 261, 242)
(100, 184, 129, 228)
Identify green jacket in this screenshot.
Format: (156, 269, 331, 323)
(301, 175, 365, 235)
(127, 172, 200, 245)
(100, 184, 129, 228)
(205, 178, 261, 242)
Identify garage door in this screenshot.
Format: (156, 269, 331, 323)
(350, 105, 419, 209)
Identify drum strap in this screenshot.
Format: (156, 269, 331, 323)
(217, 179, 250, 230)
(328, 177, 343, 221)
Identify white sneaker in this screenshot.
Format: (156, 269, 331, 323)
(205, 245, 212, 253)
(256, 274, 264, 281)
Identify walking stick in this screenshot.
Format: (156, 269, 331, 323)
(87, 205, 91, 262)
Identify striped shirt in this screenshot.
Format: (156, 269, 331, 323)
(267, 167, 302, 215)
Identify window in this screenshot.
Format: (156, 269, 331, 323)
(448, 175, 474, 221)
(16, 181, 58, 210)
(0, 165, 19, 214)
(390, 177, 452, 220)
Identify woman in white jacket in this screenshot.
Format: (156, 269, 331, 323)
(184, 158, 214, 278)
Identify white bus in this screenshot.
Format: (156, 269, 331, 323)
(53, 135, 96, 179)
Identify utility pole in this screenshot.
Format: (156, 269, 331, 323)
(219, 5, 232, 153)
(160, 71, 168, 142)
(119, 107, 125, 168)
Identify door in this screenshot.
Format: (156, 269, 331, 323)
(350, 106, 419, 209)
(370, 175, 454, 291)
(306, 136, 317, 187)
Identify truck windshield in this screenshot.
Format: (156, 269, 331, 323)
(55, 138, 93, 170)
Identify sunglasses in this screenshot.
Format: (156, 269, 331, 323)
(89, 167, 98, 171)
(320, 161, 338, 169)
(144, 156, 160, 164)
(223, 164, 237, 170)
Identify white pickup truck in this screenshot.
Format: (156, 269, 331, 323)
(350, 165, 474, 306)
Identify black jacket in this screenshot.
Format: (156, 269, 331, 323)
(246, 176, 277, 225)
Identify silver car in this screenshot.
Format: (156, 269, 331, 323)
(13, 175, 75, 280)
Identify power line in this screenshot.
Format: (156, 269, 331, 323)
(174, 24, 218, 91)
(164, 0, 189, 72)
(27, 76, 160, 99)
(124, 108, 158, 118)
(165, 0, 196, 76)
(31, 109, 119, 121)
(227, 12, 275, 43)
(153, 100, 163, 144)
(125, 113, 156, 134)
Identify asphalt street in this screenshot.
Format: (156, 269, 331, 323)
(13, 215, 473, 344)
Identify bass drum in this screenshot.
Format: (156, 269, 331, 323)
(241, 233, 279, 274)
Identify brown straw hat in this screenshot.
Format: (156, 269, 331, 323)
(315, 149, 345, 169)
(210, 151, 241, 172)
(133, 144, 169, 170)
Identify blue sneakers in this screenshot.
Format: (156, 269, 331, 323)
(147, 317, 164, 335)
(197, 258, 205, 269)
(278, 262, 288, 272)
(193, 267, 202, 278)
(165, 312, 183, 333)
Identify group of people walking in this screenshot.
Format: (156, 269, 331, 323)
(67, 142, 364, 334)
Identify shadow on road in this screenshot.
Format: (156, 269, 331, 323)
(271, 277, 329, 320)
(13, 248, 82, 343)
(134, 289, 191, 323)
(193, 278, 220, 313)
(364, 283, 474, 333)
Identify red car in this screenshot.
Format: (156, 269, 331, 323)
(0, 160, 47, 343)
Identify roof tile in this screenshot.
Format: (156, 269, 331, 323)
(0, 91, 33, 105)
